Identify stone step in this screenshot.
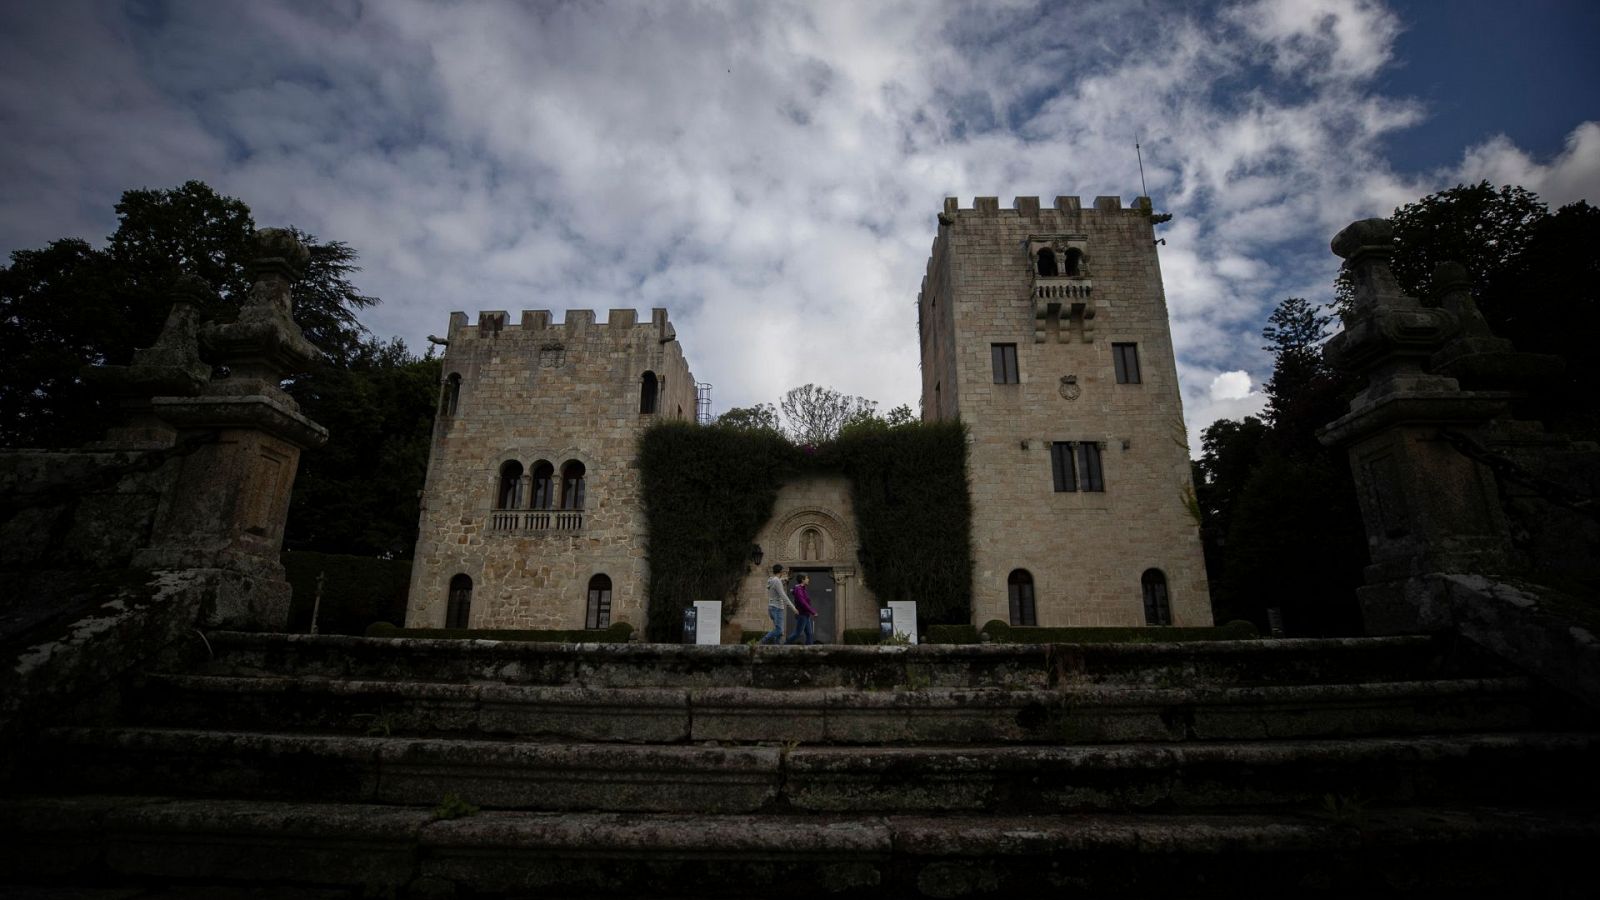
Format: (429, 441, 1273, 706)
(137, 672, 1551, 745)
(2, 796, 1594, 897)
(30, 727, 1599, 815)
(195, 631, 1505, 691)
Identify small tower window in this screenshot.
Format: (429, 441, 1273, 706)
(1036, 248, 1058, 277)
(442, 373, 461, 417)
(1008, 569, 1036, 626)
(640, 371, 658, 414)
(497, 460, 524, 509)
(586, 574, 613, 629)
(1142, 568, 1171, 626)
(446, 574, 473, 629)
(560, 460, 586, 510)
(530, 461, 555, 509)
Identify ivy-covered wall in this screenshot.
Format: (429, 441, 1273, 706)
(638, 419, 973, 641)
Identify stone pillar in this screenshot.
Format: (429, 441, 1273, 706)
(1318, 219, 1514, 633)
(132, 229, 328, 630)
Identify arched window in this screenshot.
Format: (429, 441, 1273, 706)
(1036, 247, 1059, 277)
(446, 574, 473, 629)
(497, 460, 524, 509)
(586, 574, 612, 629)
(530, 461, 555, 509)
(640, 371, 658, 414)
(441, 373, 461, 417)
(1008, 569, 1036, 626)
(1063, 248, 1084, 277)
(560, 460, 586, 510)
(1142, 568, 1171, 626)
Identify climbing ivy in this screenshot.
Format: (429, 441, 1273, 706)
(822, 419, 972, 624)
(638, 421, 798, 642)
(638, 417, 973, 641)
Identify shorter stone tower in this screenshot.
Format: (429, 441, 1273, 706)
(407, 308, 696, 631)
(920, 196, 1210, 627)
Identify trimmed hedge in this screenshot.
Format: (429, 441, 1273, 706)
(842, 628, 882, 645)
(284, 550, 412, 636)
(979, 619, 1260, 644)
(638, 422, 797, 642)
(821, 420, 973, 626)
(927, 623, 980, 644)
(364, 621, 634, 643)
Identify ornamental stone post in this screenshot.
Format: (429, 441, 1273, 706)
(1318, 219, 1515, 633)
(132, 229, 328, 630)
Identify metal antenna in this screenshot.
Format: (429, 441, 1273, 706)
(1136, 139, 1149, 199)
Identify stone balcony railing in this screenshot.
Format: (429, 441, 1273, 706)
(489, 509, 584, 532)
(1032, 276, 1094, 342)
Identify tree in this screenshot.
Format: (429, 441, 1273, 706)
(715, 403, 782, 433)
(284, 339, 441, 558)
(0, 181, 376, 448)
(1195, 296, 1365, 636)
(884, 404, 915, 427)
(780, 383, 876, 445)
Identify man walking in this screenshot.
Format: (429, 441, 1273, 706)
(758, 564, 796, 645)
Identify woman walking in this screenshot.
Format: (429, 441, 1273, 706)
(786, 573, 817, 645)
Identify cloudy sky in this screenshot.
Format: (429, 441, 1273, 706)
(3, 0, 1596, 456)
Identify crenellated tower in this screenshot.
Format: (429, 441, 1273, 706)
(919, 196, 1211, 628)
(407, 307, 696, 631)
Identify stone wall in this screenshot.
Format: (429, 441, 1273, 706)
(407, 308, 696, 632)
(920, 196, 1211, 627)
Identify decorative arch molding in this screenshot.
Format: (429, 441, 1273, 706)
(770, 505, 856, 563)
(491, 447, 597, 474)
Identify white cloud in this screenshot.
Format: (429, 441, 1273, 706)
(0, 0, 1591, 459)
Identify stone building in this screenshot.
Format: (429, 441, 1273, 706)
(919, 196, 1210, 628)
(405, 309, 697, 631)
(407, 196, 1210, 635)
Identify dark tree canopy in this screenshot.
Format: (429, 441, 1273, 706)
(1200, 180, 1599, 635)
(0, 180, 376, 448)
(1, 180, 438, 562)
(284, 339, 441, 558)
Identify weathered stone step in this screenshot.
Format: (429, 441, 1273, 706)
(3, 796, 1595, 897)
(195, 631, 1505, 690)
(137, 672, 1549, 745)
(31, 727, 1600, 814)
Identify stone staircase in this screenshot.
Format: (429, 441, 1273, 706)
(3, 632, 1597, 897)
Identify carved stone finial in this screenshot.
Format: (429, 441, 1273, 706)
(249, 227, 311, 280)
(201, 226, 321, 399)
(1330, 218, 1393, 260)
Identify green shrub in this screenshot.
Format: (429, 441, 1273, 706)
(283, 551, 413, 636)
(928, 624, 979, 644)
(842, 628, 882, 645)
(362, 621, 634, 643)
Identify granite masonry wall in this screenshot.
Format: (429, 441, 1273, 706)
(406, 308, 696, 631)
(920, 196, 1212, 627)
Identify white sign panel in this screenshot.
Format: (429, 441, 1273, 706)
(692, 600, 723, 645)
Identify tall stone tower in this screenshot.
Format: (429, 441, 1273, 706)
(406, 308, 696, 631)
(919, 196, 1210, 628)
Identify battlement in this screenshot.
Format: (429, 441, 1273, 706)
(446, 308, 676, 342)
(940, 195, 1156, 220)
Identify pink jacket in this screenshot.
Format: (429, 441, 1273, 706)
(792, 583, 816, 617)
